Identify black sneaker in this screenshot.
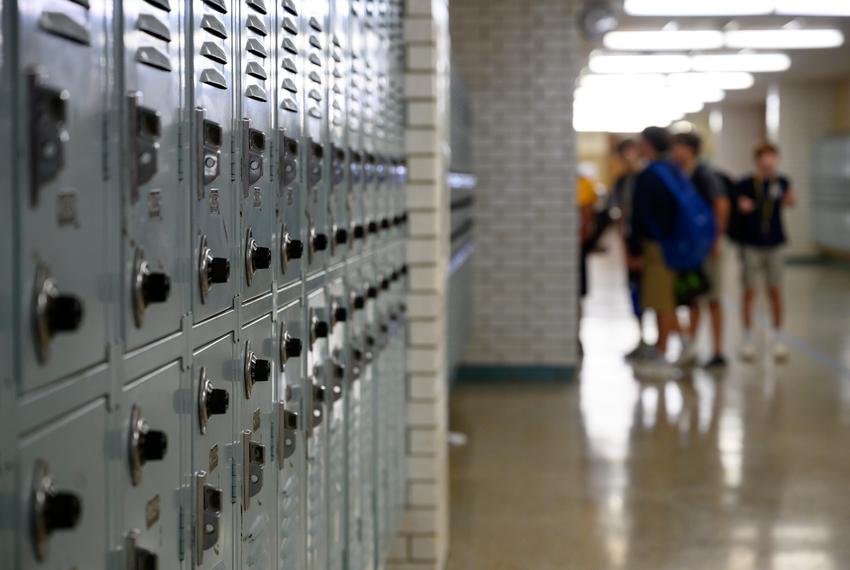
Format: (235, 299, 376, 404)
(704, 354, 728, 369)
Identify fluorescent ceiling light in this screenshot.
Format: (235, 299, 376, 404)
(726, 28, 844, 49)
(624, 0, 773, 16)
(775, 0, 850, 16)
(691, 53, 791, 72)
(589, 53, 691, 74)
(603, 30, 724, 51)
(667, 72, 755, 90)
(579, 73, 666, 89)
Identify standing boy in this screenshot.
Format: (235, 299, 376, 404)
(670, 132, 730, 368)
(736, 143, 795, 361)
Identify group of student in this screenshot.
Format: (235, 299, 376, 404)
(601, 126, 795, 379)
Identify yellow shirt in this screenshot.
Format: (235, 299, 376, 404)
(577, 176, 597, 208)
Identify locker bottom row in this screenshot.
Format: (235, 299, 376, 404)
(11, 273, 409, 570)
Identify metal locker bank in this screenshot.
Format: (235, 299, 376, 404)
(0, 0, 410, 568)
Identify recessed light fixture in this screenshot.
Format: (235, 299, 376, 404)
(624, 0, 773, 16)
(603, 30, 725, 51)
(666, 72, 755, 90)
(774, 0, 850, 16)
(691, 53, 792, 72)
(725, 28, 844, 49)
(589, 52, 691, 74)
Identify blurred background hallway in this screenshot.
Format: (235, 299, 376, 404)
(446, 233, 850, 570)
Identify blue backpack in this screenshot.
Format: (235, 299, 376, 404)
(646, 161, 716, 271)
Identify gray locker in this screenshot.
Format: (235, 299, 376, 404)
(237, 0, 275, 303)
(189, 0, 237, 322)
(15, 0, 111, 390)
(119, 361, 183, 570)
(118, 0, 187, 351)
(326, 277, 349, 570)
(238, 315, 275, 570)
(191, 334, 236, 570)
(305, 286, 330, 570)
(275, 300, 306, 569)
(18, 399, 108, 569)
(276, 0, 306, 289)
(302, 0, 331, 274)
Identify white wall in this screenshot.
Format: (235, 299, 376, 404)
(711, 103, 765, 180)
(775, 81, 838, 256)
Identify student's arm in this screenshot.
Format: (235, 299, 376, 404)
(737, 179, 756, 214)
(706, 169, 730, 235)
(783, 185, 796, 208)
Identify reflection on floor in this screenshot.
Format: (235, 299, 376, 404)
(446, 238, 850, 570)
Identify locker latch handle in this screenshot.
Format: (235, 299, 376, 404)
(241, 119, 265, 197)
(241, 430, 265, 508)
(27, 71, 68, 206)
(128, 93, 161, 203)
(276, 402, 299, 466)
(194, 471, 222, 564)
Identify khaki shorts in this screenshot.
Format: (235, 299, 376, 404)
(641, 241, 676, 314)
(741, 246, 783, 289)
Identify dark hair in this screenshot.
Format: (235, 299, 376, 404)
(754, 142, 779, 159)
(616, 138, 636, 156)
(641, 126, 671, 154)
(672, 132, 702, 156)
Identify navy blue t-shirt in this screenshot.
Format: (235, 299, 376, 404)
(736, 175, 791, 247)
(627, 161, 679, 256)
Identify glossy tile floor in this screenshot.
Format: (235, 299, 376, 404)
(446, 238, 850, 570)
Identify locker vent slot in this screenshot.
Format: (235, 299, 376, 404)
(246, 38, 268, 58)
(246, 0, 267, 14)
(137, 46, 172, 71)
(68, 0, 91, 7)
(282, 58, 297, 73)
(203, 0, 228, 14)
(246, 85, 268, 102)
(309, 17, 322, 31)
(282, 78, 298, 93)
(137, 14, 172, 42)
(283, 0, 298, 16)
(201, 42, 228, 64)
(143, 0, 171, 10)
(246, 14, 267, 36)
(200, 68, 227, 89)
(38, 11, 91, 45)
(282, 17, 298, 35)
(281, 98, 298, 113)
(201, 14, 228, 39)
(246, 62, 268, 80)
(282, 38, 298, 54)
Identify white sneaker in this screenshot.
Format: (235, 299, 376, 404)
(676, 340, 699, 368)
(740, 333, 756, 362)
(774, 341, 789, 362)
(634, 353, 683, 381)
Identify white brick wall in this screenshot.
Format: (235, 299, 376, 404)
(451, 0, 580, 367)
(389, 1, 451, 569)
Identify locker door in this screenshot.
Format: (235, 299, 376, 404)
(276, 0, 306, 289)
(305, 287, 330, 570)
(120, 361, 183, 570)
(191, 334, 236, 570)
(276, 300, 307, 569)
(189, 0, 237, 323)
(238, 314, 275, 570)
(15, 0, 110, 391)
(119, 0, 186, 351)
(302, 0, 330, 274)
(18, 400, 108, 569)
(237, 0, 275, 302)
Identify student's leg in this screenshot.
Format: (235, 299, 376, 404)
(689, 303, 701, 339)
(709, 300, 723, 355)
(766, 247, 784, 330)
(657, 310, 676, 354)
(741, 247, 756, 331)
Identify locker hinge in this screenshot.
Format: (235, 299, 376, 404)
(231, 458, 238, 503)
(178, 505, 185, 561)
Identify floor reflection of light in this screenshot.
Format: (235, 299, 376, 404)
(606, 537, 628, 568)
(665, 382, 683, 421)
(641, 386, 658, 430)
(694, 371, 718, 434)
(719, 411, 743, 489)
(772, 524, 831, 544)
(727, 546, 757, 570)
(773, 551, 835, 570)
